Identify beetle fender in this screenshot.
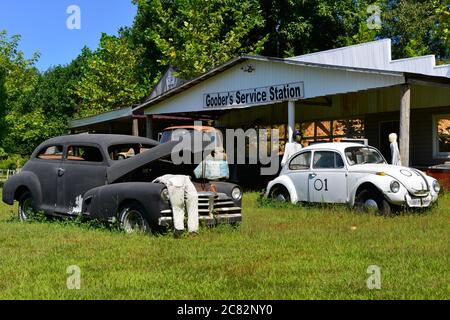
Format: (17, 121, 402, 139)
(266, 175, 298, 203)
(349, 175, 393, 207)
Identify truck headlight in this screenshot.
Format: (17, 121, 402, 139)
(390, 181, 400, 193)
(432, 180, 441, 193)
(231, 187, 242, 200)
(161, 188, 170, 202)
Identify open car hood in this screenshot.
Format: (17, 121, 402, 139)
(107, 141, 179, 183)
(106, 140, 213, 183)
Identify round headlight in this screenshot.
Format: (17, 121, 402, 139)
(231, 187, 242, 200)
(390, 181, 400, 193)
(161, 188, 170, 202)
(433, 180, 441, 193)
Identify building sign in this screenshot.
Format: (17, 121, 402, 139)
(203, 82, 305, 109)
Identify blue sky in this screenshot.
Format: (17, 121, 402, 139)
(0, 0, 137, 71)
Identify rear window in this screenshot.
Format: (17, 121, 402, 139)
(37, 145, 63, 161)
(108, 144, 152, 161)
(67, 146, 103, 162)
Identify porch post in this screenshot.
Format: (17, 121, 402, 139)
(132, 117, 139, 136)
(288, 100, 296, 143)
(146, 115, 154, 139)
(399, 84, 411, 166)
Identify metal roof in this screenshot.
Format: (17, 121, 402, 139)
(133, 54, 408, 112)
(69, 107, 133, 129)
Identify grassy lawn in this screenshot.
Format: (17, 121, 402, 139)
(0, 189, 449, 300)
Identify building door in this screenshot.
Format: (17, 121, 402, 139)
(379, 121, 399, 162)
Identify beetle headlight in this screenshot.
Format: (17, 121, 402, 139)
(161, 188, 170, 202)
(390, 181, 400, 193)
(231, 187, 242, 200)
(432, 180, 441, 193)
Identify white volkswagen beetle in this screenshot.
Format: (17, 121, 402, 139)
(265, 142, 440, 214)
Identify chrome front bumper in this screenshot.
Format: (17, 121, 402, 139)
(158, 213, 242, 227)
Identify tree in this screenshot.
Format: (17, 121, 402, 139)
(128, 0, 267, 79)
(256, 0, 373, 57)
(0, 31, 40, 153)
(31, 47, 92, 131)
(432, 0, 450, 63)
(74, 34, 150, 118)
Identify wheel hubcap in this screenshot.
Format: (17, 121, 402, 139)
(364, 199, 378, 210)
(20, 198, 33, 220)
(123, 210, 145, 233)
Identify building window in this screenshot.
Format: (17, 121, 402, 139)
(298, 118, 365, 146)
(433, 114, 450, 158)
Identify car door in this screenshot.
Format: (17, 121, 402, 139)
(56, 144, 107, 215)
(27, 144, 64, 213)
(286, 151, 312, 202)
(308, 150, 348, 203)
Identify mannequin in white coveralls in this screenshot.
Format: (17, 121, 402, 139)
(389, 133, 402, 166)
(281, 131, 303, 167)
(153, 175, 199, 238)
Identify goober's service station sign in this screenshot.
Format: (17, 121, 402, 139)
(203, 82, 305, 109)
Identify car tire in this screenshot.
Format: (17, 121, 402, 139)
(269, 186, 291, 203)
(355, 189, 391, 215)
(18, 191, 35, 221)
(119, 202, 150, 234)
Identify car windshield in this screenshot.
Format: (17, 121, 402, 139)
(344, 146, 386, 165)
(160, 129, 224, 149)
(108, 144, 152, 161)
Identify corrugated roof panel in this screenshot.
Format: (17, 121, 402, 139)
(290, 39, 449, 78)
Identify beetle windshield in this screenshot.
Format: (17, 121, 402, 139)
(344, 146, 386, 165)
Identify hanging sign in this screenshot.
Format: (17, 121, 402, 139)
(203, 82, 304, 109)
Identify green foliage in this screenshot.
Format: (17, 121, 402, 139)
(0, 154, 27, 169)
(74, 34, 150, 118)
(1, 1, 449, 157)
(129, 0, 267, 79)
(256, 0, 373, 57)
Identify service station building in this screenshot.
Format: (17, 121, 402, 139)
(70, 39, 450, 187)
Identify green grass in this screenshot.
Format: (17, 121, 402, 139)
(0, 189, 449, 299)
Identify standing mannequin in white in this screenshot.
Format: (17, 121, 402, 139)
(281, 131, 303, 167)
(389, 133, 402, 166)
(153, 174, 199, 238)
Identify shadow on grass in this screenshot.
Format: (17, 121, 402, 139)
(256, 192, 443, 218)
(5, 210, 242, 239)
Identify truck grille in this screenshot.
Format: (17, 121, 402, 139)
(198, 192, 241, 215)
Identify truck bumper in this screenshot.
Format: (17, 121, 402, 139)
(158, 213, 242, 227)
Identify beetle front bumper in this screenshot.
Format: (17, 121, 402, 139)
(384, 191, 438, 208)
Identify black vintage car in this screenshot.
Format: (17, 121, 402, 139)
(2, 134, 242, 232)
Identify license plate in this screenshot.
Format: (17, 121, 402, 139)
(408, 198, 421, 207)
(407, 196, 431, 207)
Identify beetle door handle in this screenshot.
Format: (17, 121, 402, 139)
(310, 173, 317, 178)
(58, 168, 65, 177)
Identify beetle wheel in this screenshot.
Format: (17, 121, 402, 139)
(270, 186, 291, 202)
(355, 189, 391, 215)
(119, 203, 150, 234)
